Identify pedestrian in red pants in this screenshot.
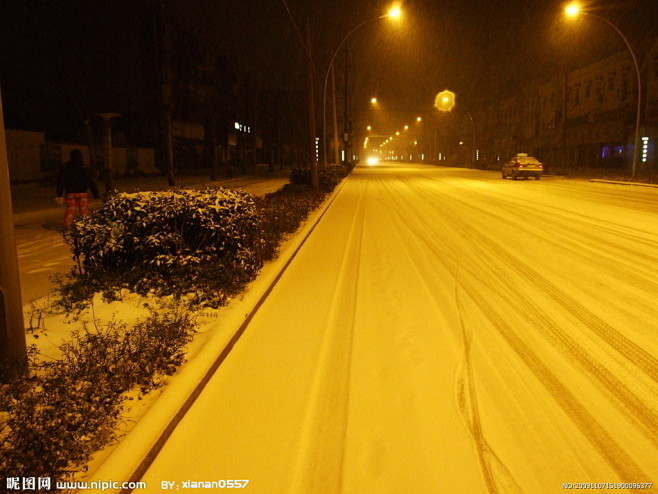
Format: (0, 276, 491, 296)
(55, 149, 100, 227)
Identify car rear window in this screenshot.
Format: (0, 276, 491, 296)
(517, 157, 541, 164)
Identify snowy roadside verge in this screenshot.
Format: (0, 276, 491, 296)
(81, 177, 348, 493)
(590, 178, 658, 188)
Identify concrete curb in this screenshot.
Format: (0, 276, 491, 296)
(589, 179, 658, 188)
(84, 178, 350, 493)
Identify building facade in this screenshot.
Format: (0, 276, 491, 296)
(474, 39, 658, 175)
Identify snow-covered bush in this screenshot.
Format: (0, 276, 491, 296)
(290, 164, 347, 191)
(0, 304, 196, 484)
(255, 187, 326, 260)
(62, 188, 263, 307)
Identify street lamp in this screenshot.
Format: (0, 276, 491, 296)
(435, 90, 476, 166)
(322, 5, 402, 167)
(565, 1, 641, 177)
(434, 90, 455, 112)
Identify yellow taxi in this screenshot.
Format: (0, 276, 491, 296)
(502, 153, 543, 180)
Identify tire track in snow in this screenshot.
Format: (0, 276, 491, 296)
(378, 171, 655, 485)
(465, 233, 658, 446)
(289, 181, 366, 494)
(373, 176, 521, 494)
(409, 180, 658, 449)
(453, 256, 523, 494)
(456, 272, 651, 486)
(470, 190, 658, 294)
(436, 187, 658, 388)
(420, 182, 657, 483)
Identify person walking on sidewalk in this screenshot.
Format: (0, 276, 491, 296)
(55, 149, 100, 227)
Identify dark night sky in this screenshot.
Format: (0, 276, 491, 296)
(271, 0, 658, 134)
(2, 0, 658, 140)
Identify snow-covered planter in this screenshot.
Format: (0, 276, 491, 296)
(290, 164, 348, 191)
(0, 304, 197, 484)
(63, 188, 264, 307)
(255, 187, 326, 260)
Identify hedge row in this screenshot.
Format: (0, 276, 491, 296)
(60, 188, 264, 308)
(290, 164, 349, 191)
(58, 168, 348, 309)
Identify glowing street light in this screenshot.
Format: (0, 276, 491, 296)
(388, 5, 402, 19)
(564, 1, 641, 177)
(434, 90, 455, 112)
(370, 97, 378, 104)
(434, 89, 476, 165)
(322, 5, 402, 167)
(564, 2, 580, 16)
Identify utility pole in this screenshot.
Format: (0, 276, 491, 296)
(96, 113, 120, 194)
(331, 67, 340, 165)
(562, 71, 568, 173)
(343, 46, 351, 165)
(0, 87, 27, 381)
(305, 18, 319, 189)
(156, 1, 176, 186)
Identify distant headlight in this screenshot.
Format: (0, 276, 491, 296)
(366, 156, 379, 166)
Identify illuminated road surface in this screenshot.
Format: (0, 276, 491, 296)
(141, 164, 658, 493)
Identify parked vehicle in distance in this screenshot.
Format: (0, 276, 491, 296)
(502, 153, 543, 180)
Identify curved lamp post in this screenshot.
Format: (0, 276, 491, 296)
(565, 2, 641, 177)
(322, 5, 401, 168)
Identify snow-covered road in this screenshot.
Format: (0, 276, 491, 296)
(139, 164, 658, 493)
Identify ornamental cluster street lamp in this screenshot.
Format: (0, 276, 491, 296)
(435, 90, 476, 165)
(434, 90, 455, 112)
(564, 1, 641, 177)
(322, 5, 402, 167)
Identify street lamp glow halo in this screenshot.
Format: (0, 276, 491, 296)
(387, 5, 402, 19)
(434, 90, 456, 112)
(564, 2, 582, 17)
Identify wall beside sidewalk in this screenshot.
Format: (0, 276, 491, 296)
(6, 129, 45, 181)
(6, 129, 159, 182)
